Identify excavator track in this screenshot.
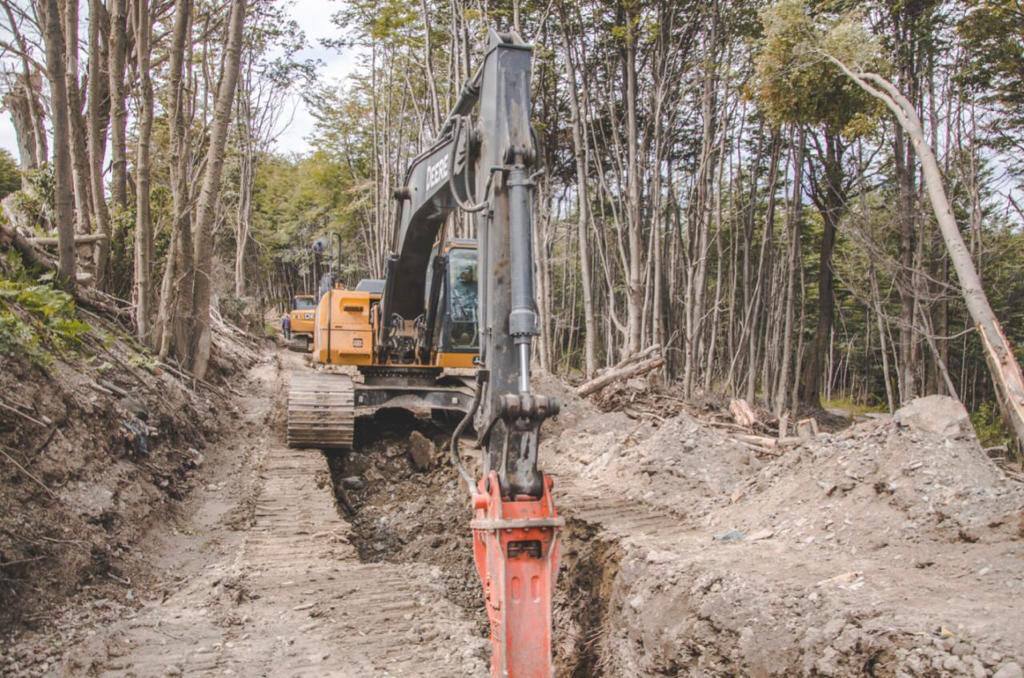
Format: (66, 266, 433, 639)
(286, 372, 355, 449)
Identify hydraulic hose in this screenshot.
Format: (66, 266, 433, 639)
(450, 383, 480, 496)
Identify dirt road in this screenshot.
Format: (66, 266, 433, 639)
(50, 351, 485, 677)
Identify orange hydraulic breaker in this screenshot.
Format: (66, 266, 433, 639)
(471, 471, 564, 678)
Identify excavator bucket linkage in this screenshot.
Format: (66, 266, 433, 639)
(472, 471, 563, 678)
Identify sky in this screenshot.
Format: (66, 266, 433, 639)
(0, 0, 357, 161)
(273, 0, 360, 154)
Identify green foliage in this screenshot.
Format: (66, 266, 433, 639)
(7, 164, 54, 232)
(958, 0, 1024, 163)
(0, 270, 91, 365)
(822, 396, 887, 416)
(970, 401, 1013, 450)
(0, 149, 21, 200)
(753, 0, 882, 135)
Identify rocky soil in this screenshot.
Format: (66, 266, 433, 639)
(543, 379, 1024, 677)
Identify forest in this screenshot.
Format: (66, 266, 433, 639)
(1, 0, 1022, 451)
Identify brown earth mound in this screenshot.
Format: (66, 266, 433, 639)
(543, 386, 1024, 677)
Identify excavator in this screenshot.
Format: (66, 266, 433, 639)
(286, 29, 562, 677)
(287, 294, 316, 351)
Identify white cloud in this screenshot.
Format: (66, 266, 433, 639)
(271, 0, 362, 155)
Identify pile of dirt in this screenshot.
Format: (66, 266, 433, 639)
(541, 388, 1024, 676)
(0, 313, 258, 654)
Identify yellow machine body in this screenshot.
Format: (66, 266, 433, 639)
(309, 240, 478, 371)
(312, 288, 378, 366)
(289, 295, 316, 337)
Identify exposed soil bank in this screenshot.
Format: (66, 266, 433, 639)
(0, 333, 257, 637)
(542, 381, 1024, 676)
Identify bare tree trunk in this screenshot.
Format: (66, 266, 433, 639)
(829, 57, 1024, 448)
(2, 83, 41, 173)
(38, 0, 76, 283)
(189, 0, 247, 378)
(133, 0, 154, 341)
(869, 265, 896, 413)
(419, 0, 441, 133)
(775, 127, 804, 417)
(559, 16, 597, 378)
(622, 6, 643, 356)
(800, 132, 845, 408)
(87, 0, 112, 287)
(2, 1, 48, 170)
(154, 0, 192, 359)
(107, 0, 128, 209)
(64, 0, 94, 237)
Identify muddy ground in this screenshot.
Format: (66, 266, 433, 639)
(2, 343, 1023, 677)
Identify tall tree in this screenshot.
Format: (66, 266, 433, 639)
(189, 0, 248, 378)
(37, 0, 76, 282)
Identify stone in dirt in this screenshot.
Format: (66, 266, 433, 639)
(994, 662, 1024, 678)
(894, 395, 972, 437)
(407, 430, 437, 471)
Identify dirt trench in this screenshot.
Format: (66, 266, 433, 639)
(322, 412, 631, 677)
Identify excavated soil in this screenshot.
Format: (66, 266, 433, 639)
(295, 369, 1024, 677)
(540, 378, 1024, 677)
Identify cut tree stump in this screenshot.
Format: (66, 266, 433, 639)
(796, 418, 820, 439)
(729, 399, 758, 428)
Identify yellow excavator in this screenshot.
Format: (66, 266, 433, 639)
(287, 294, 316, 351)
(286, 29, 561, 677)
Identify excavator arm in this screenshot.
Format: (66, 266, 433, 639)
(383, 29, 562, 677)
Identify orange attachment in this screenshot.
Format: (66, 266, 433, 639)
(471, 471, 563, 678)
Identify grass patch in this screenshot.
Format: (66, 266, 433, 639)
(822, 396, 888, 416)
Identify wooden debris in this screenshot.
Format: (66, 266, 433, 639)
(729, 398, 758, 428)
(0, 398, 51, 427)
(28, 234, 108, 246)
(796, 418, 820, 439)
(577, 355, 664, 397)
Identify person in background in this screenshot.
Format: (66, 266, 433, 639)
(281, 311, 291, 340)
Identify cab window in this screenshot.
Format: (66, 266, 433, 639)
(446, 249, 478, 350)
(293, 297, 315, 310)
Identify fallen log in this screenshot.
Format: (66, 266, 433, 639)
(576, 356, 665, 397)
(0, 219, 132, 322)
(597, 344, 661, 376)
(28, 234, 108, 246)
(734, 433, 805, 448)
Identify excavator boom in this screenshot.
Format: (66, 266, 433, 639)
(385, 29, 562, 675)
(287, 28, 561, 676)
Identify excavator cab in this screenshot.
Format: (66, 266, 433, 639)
(428, 240, 479, 369)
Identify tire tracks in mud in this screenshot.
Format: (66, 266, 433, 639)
(58, 351, 485, 678)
